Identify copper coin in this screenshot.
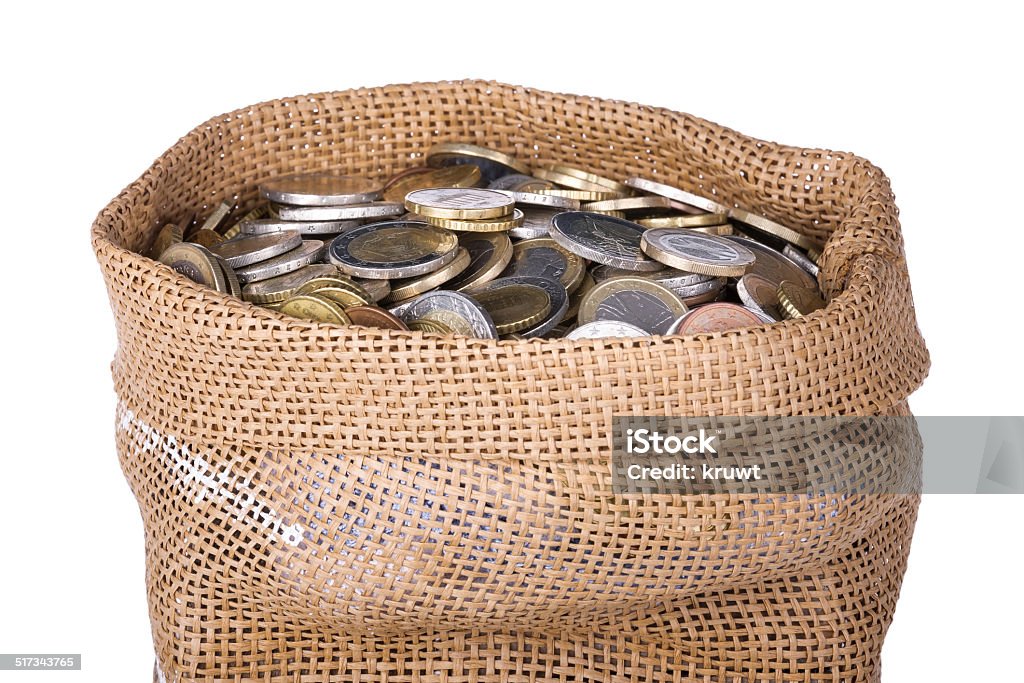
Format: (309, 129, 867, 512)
(674, 303, 764, 334)
(344, 306, 410, 330)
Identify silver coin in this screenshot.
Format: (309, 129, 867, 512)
(783, 245, 820, 278)
(328, 221, 459, 279)
(550, 212, 662, 272)
(736, 273, 784, 321)
(211, 254, 242, 297)
(745, 306, 778, 324)
(212, 231, 302, 268)
(579, 277, 687, 335)
(444, 232, 513, 291)
(277, 202, 405, 221)
(642, 229, 755, 275)
(387, 299, 416, 318)
(489, 276, 569, 337)
(487, 174, 551, 192)
(234, 240, 325, 284)
(724, 236, 817, 290)
(673, 276, 727, 300)
(509, 208, 559, 240)
(352, 277, 391, 303)
(260, 173, 381, 206)
(565, 320, 651, 339)
(590, 264, 713, 288)
(402, 291, 498, 339)
(623, 177, 730, 214)
(493, 189, 581, 210)
(665, 312, 694, 335)
(241, 218, 365, 236)
(240, 263, 339, 301)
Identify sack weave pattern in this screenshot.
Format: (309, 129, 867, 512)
(93, 81, 929, 682)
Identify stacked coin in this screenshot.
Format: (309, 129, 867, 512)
(150, 147, 825, 339)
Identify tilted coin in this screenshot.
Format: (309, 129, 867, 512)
(260, 173, 381, 206)
(211, 254, 241, 297)
(492, 276, 568, 338)
(689, 224, 734, 236)
(382, 166, 432, 189)
(344, 305, 409, 331)
(624, 177, 730, 214)
(221, 222, 243, 241)
(641, 229, 755, 277)
(533, 166, 619, 193)
(278, 293, 351, 324)
(425, 208, 524, 233)
(159, 242, 228, 292)
(566, 320, 651, 339)
(148, 222, 183, 259)
(636, 213, 729, 229)
(352, 277, 391, 303)
(746, 307, 778, 324)
(783, 244, 820, 278)
(328, 221, 459, 279)
(676, 277, 728, 306)
(444, 232, 513, 291)
(729, 207, 820, 251)
(426, 142, 530, 184)
(466, 279, 553, 335)
(590, 263, 713, 288)
(277, 202, 405, 221)
(582, 196, 674, 214)
(381, 165, 481, 203)
(296, 276, 374, 307)
(578, 276, 688, 335)
(487, 174, 553, 192)
(807, 246, 822, 264)
(777, 280, 826, 319)
(240, 264, 341, 303)
(736, 273, 784, 321)
(234, 240, 325, 284)
(509, 207, 559, 239)
(228, 205, 268, 233)
(493, 190, 581, 210)
(501, 237, 585, 294)
(404, 188, 515, 220)
(544, 163, 634, 195)
(550, 212, 662, 272)
(213, 231, 302, 268)
(673, 303, 764, 334)
(536, 187, 624, 202)
(401, 290, 498, 339)
(199, 201, 233, 234)
(241, 218, 364, 236)
(190, 229, 225, 249)
(386, 247, 471, 302)
(723, 235, 817, 291)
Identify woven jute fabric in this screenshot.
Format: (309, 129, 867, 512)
(93, 81, 930, 683)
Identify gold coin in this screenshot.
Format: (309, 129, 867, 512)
(240, 264, 341, 303)
(532, 166, 612, 193)
(583, 209, 626, 219)
(200, 200, 232, 234)
(382, 165, 481, 203)
(224, 205, 269, 235)
(583, 196, 673, 213)
(189, 228, 225, 249)
(352, 277, 391, 303)
(407, 318, 455, 335)
(148, 222, 182, 259)
(424, 208, 524, 232)
(504, 237, 586, 294)
(777, 280, 826, 319)
(470, 282, 552, 335)
(807, 246, 822, 264)
(690, 224, 734, 236)
(545, 163, 633, 195)
(158, 242, 227, 292)
(278, 293, 351, 324)
(426, 142, 530, 176)
(296, 276, 374, 307)
(221, 223, 242, 240)
(386, 248, 471, 302)
(729, 208, 821, 251)
(404, 188, 514, 220)
(636, 213, 729, 229)
(445, 232, 514, 292)
(536, 188, 625, 202)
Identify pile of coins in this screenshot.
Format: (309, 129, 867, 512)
(147, 142, 825, 339)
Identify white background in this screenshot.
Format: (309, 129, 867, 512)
(1, 2, 1021, 681)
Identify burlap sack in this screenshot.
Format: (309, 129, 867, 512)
(93, 81, 930, 682)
